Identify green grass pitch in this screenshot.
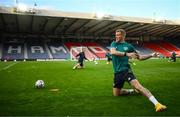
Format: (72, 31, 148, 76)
(0, 59, 180, 116)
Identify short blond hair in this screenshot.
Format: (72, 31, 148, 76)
(116, 29, 126, 39)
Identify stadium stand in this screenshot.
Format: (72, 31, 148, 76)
(46, 42, 69, 59)
(1, 40, 180, 60)
(2, 43, 25, 60)
(64, 42, 81, 50)
(0, 6, 180, 60)
(144, 42, 171, 57)
(157, 41, 179, 51)
(157, 41, 180, 56)
(165, 39, 180, 48)
(133, 44, 155, 55)
(81, 42, 107, 59)
(26, 41, 50, 59)
(64, 42, 96, 60)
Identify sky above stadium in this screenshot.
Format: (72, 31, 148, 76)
(0, 0, 179, 20)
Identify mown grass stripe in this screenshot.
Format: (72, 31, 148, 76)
(2, 62, 19, 70)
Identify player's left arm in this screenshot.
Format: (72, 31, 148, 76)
(129, 44, 159, 61)
(137, 52, 159, 61)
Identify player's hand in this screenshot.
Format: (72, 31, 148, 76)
(127, 52, 139, 59)
(151, 52, 159, 57)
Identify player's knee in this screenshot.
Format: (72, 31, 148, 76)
(133, 84, 143, 91)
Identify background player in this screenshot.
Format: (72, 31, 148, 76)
(73, 48, 89, 69)
(105, 52, 112, 64)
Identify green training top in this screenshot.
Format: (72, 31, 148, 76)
(110, 41, 136, 73)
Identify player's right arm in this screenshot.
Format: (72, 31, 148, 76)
(76, 53, 80, 57)
(84, 56, 90, 61)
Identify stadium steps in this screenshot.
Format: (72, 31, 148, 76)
(81, 42, 107, 59)
(2, 43, 25, 60)
(165, 39, 180, 48)
(24, 43, 28, 59)
(98, 43, 111, 51)
(133, 44, 155, 55)
(144, 42, 171, 57)
(157, 41, 179, 51)
(156, 41, 180, 56)
(64, 42, 97, 59)
(26, 41, 50, 59)
(44, 43, 53, 59)
(46, 42, 69, 59)
(64, 42, 81, 50)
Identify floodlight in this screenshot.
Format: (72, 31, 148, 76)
(95, 12, 105, 19)
(153, 16, 166, 24)
(17, 3, 28, 12)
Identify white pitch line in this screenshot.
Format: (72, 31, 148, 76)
(2, 62, 19, 70)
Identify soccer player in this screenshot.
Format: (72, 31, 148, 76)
(105, 52, 112, 64)
(73, 48, 89, 69)
(170, 51, 177, 62)
(110, 29, 167, 112)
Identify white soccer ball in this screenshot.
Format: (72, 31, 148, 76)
(35, 80, 45, 88)
(94, 61, 98, 65)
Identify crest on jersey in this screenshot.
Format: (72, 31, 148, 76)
(123, 47, 128, 51)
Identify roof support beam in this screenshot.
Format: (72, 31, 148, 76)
(166, 27, 180, 37)
(106, 23, 140, 35)
(30, 16, 34, 33)
(84, 20, 107, 33)
(156, 26, 177, 36)
(171, 28, 180, 38)
(103, 22, 130, 35)
(94, 21, 119, 35)
(0, 14, 6, 32)
(150, 26, 172, 35)
(147, 25, 165, 34)
(124, 24, 141, 31)
(73, 20, 91, 33)
(83, 21, 102, 34)
(127, 24, 151, 34)
(53, 18, 64, 34)
(130, 24, 161, 36)
(41, 18, 49, 33)
(15, 15, 20, 33)
(63, 19, 79, 33)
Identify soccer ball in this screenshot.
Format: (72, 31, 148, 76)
(94, 61, 98, 65)
(35, 80, 45, 88)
